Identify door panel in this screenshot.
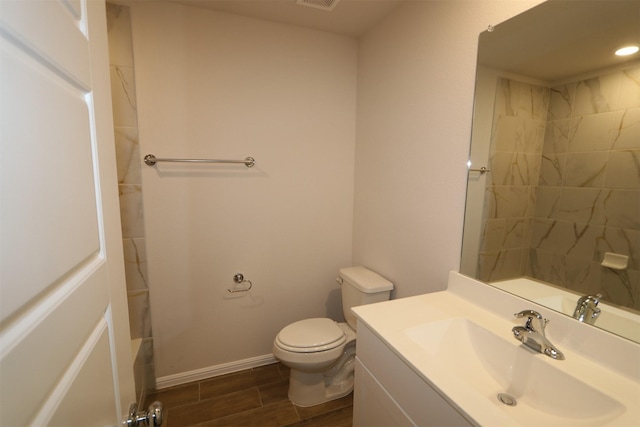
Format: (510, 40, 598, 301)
(0, 0, 91, 88)
(0, 0, 135, 425)
(47, 321, 117, 427)
(1, 265, 109, 426)
(1, 37, 100, 320)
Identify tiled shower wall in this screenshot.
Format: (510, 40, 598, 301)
(479, 66, 640, 311)
(477, 78, 549, 282)
(532, 66, 640, 310)
(106, 3, 155, 399)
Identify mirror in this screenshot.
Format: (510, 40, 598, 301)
(461, 0, 640, 342)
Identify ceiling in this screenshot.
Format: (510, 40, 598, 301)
(165, 0, 405, 37)
(478, 0, 640, 84)
(131, 0, 640, 80)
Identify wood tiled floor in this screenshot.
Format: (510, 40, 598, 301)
(144, 363, 353, 427)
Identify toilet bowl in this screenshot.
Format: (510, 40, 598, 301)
(273, 266, 393, 407)
(273, 319, 356, 406)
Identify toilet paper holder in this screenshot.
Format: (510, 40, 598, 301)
(228, 273, 253, 293)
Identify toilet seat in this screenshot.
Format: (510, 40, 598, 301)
(275, 318, 346, 353)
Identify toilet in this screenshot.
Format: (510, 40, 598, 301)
(272, 266, 393, 407)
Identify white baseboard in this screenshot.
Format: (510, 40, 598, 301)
(155, 353, 278, 390)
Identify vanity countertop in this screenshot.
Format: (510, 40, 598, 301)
(352, 272, 640, 426)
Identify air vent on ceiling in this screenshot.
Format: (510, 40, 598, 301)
(296, 0, 340, 12)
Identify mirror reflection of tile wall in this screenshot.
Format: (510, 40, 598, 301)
(478, 66, 640, 311)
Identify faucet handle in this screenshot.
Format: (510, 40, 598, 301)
(514, 309, 548, 332)
(514, 309, 542, 319)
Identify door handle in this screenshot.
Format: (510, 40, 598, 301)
(126, 401, 163, 426)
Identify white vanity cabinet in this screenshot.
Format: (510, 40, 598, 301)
(354, 322, 473, 427)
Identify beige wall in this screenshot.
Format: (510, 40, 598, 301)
(354, 0, 544, 298)
(130, 2, 357, 380)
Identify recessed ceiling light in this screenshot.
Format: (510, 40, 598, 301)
(615, 45, 639, 56)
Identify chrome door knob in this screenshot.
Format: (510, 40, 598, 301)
(126, 401, 164, 426)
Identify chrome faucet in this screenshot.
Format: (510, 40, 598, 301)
(573, 294, 602, 325)
(512, 310, 565, 360)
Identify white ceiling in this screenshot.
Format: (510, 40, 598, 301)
(166, 0, 405, 37)
(135, 0, 640, 81)
(479, 0, 640, 84)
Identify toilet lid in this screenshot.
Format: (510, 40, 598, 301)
(276, 318, 346, 353)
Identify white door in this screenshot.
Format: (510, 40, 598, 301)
(1, 0, 136, 425)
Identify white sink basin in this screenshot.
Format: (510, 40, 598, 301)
(405, 318, 625, 425)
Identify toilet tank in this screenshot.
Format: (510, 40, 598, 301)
(339, 266, 393, 330)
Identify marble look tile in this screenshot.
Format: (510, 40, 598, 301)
(601, 269, 637, 308)
(633, 273, 640, 312)
(538, 153, 565, 187)
(480, 219, 506, 251)
(492, 116, 525, 152)
(548, 83, 576, 120)
(557, 188, 607, 225)
(503, 218, 533, 250)
(489, 152, 541, 186)
(483, 185, 537, 221)
(611, 108, 640, 150)
(141, 337, 156, 390)
(494, 78, 549, 120)
(534, 187, 561, 219)
(492, 116, 545, 154)
(477, 251, 500, 282)
(603, 189, 640, 229)
(478, 248, 528, 282)
(617, 66, 640, 110)
(106, 4, 134, 67)
(532, 219, 557, 251)
(555, 221, 598, 259)
(563, 152, 608, 188)
(484, 73, 639, 313)
(605, 150, 640, 189)
(119, 184, 145, 238)
(487, 152, 512, 186)
(482, 186, 507, 219)
(110, 65, 137, 127)
(573, 73, 620, 116)
(568, 112, 618, 152)
(506, 186, 536, 218)
(500, 249, 528, 280)
(115, 126, 141, 185)
(526, 248, 551, 282)
(123, 238, 148, 291)
(562, 256, 601, 295)
(532, 218, 597, 259)
(128, 290, 152, 339)
(528, 249, 580, 287)
(542, 119, 570, 154)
